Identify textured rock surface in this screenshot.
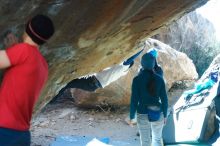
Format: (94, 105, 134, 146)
(70, 38, 198, 107)
(152, 11, 216, 51)
(147, 39, 199, 88)
(0, 0, 208, 113)
(152, 11, 219, 76)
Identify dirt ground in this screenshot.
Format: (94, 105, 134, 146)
(31, 100, 140, 146)
(30, 88, 184, 146)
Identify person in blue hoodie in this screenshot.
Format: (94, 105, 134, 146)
(129, 52, 168, 146)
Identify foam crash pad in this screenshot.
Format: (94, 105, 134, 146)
(165, 144, 209, 146)
(86, 138, 112, 146)
(50, 136, 109, 146)
(50, 135, 140, 146)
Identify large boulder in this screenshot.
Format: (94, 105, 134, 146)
(70, 38, 198, 107)
(194, 54, 220, 142)
(147, 38, 198, 89)
(166, 54, 220, 143)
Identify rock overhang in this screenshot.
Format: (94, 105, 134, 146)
(0, 0, 208, 113)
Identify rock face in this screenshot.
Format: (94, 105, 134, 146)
(0, 0, 208, 113)
(70, 38, 198, 107)
(152, 11, 218, 76)
(153, 11, 216, 51)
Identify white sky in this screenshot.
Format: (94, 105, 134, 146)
(196, 0, 220, 40)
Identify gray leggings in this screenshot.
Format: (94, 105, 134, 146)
(137, 113, 164, 146)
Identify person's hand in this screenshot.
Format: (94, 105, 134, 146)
(128, 119, 136, 127)
(164, 117, 167, 125)
(128, 61, 134, 68)
(3, 32, 19, 48)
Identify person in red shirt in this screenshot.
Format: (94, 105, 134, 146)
(0, 14, 54, 146)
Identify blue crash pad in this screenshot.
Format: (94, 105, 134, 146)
(50, 135, 140, 146)
(165, 144, 209, 146)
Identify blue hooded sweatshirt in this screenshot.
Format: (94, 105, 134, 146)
(130, 53, 168, 119)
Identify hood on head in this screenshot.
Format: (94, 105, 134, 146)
(141, 53, 156, 70)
